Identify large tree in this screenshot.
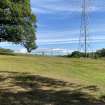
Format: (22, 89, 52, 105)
(0, 0, 37, 52)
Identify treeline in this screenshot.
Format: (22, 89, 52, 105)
(65, 48, 105, 58)
(0, 48, 14, 55)
(0, 48, 32, 56)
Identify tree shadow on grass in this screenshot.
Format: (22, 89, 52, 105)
(0, 71, 104, 105)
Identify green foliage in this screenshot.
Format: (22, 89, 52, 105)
(65, 48, 105, 58)
(21, 15, 37, 53)
(0, 0, 37, 52)
(96, 48, 105, 57)
(67, 51, 85, 58)
(0, 48, 14, 55)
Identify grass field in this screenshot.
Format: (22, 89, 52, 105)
(0, 55, 105, 105)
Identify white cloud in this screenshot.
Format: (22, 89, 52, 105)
(18, 48, 27, 53)
(35, 25, 105, 46)
(33, 48, 73, 55)
(31, 0, 105, 14)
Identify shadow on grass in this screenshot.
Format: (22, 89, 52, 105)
(0, 71, 104, 105)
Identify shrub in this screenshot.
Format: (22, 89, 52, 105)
(67, 51, 86, 58)
(96, 48, 105, 57)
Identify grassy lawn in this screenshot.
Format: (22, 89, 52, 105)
(0, 55, 105, 105)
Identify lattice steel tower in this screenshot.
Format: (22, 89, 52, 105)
(79, 0, 90, 56)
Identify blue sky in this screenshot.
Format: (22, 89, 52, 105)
(1, 0, 105, 54)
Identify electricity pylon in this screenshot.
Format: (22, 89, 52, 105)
(79, 0, 90, 57)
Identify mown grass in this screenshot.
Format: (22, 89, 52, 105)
(0, 55, 105, 86)
(0, 55, 105, 105)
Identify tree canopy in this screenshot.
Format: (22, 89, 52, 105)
(0, 0, 37, 52)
